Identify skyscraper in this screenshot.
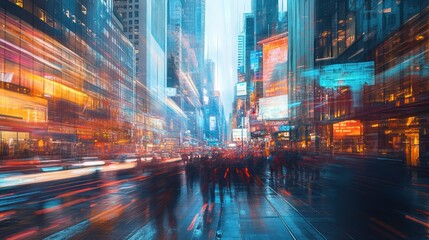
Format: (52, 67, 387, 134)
(181, 0, 206, 142)
(237, 33, 246, 74)
(0, 0, 135, 158)
(114, 0, 168, 152)
(252, 0, 279, 43)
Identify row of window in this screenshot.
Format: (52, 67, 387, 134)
(121, 10, 139, 19)
(124, 26, 139, 33)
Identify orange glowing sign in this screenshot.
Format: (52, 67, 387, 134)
(333, 120, 362, 138)
(262, 36, 288, 98)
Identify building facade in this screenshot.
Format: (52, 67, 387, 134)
(114, 0, 168, 153)
(0, 0, 135, 159)
(307, 0, 429, 166)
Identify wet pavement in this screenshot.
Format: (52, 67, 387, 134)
(0, 155, 428, 240)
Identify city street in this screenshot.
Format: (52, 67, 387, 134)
(1, 155, 428, 240)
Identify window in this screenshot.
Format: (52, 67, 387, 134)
(129, 35, 133, 39)
(128, 12, 132, 18)
(135, 11, 139, 17)
(10, 0, 23, 7)
(129, 27, 132, 32)
(129, 20, 132, 25)
(135, 5, 139, 9)
(124, 27, 127, 32)
(134, 26, 139, 32)
(134, 20, 139, 24)
(81, 5, 87, 15)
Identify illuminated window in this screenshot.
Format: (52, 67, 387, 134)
(38, 8, 47, 22)
(81, 5, 87, 15)
(10, 0, 23, 7)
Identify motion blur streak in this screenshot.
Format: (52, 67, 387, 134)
(5, 229, 37, 240)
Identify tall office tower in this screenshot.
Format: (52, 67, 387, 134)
(181, 0, 205, 142)
(204, 60, 216, 102)
(114, 0, 168, 152)
(181, 0, 205, 100)
(243, 13, 255, 109)
(252, 0, 279, 43)
(167, 0, 182, 88)
(237, 33, 246, 74)
(287, 0, 315, 148)
(0, 0, 135, 158)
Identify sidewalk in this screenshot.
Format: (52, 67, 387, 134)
(216, 184, 326, 240)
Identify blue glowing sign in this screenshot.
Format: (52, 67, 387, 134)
(250, 51, 262, 71)
(279, 125, 290, 132)
(304, 62, 375, 107)
(319, 62, 375, 89)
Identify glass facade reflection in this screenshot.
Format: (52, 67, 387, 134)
(291, 0, 429, 166)
(0, 0, 135, 159)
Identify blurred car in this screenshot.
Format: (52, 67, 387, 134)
(113, 154, 141, 163)
(69, 156, 105, 169)
(160, 152, 170, 161)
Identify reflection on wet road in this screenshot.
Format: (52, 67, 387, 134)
(0, 155, 428, 240)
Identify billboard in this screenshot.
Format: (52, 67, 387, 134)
(318, 62, 375, 88)
(262, 36, 288, 98)
(209, 116, 216, 131)
(250, 50, 262, 71)
(258, 95, 288, 120)
(236, 82, 247, 96)
(333, 120, 363, 139)
(232, 128, 249, 142)
(306, 61, 375, 107)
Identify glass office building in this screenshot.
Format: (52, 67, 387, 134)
(0, 0, 135, 159)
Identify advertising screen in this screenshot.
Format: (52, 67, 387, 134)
(250, 50, 262, 71)
(236, 82, 247, 96)
(209, 116, 216, 131)
(232, 128, 249, 142)
(258, 95, 288, 120)
(262, 37, 288, 98)
(333, 120, 363, 138)
(319, 62, 375, 88)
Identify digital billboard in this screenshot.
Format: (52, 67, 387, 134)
(262, 36, 288, 98)
(250, 50, 262, 71)
(209, 116, 216, 131)
(236, 82, 247, 96)
(232, 128, 249, 142)
(333, 120, 363, 139)
(258, 95, 288, 120)
(306, 61, 375, 107)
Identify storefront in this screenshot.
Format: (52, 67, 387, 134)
(364, 118, 420, 166)
(332, 120, 363, 154)
(0, 131, 31, 159)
